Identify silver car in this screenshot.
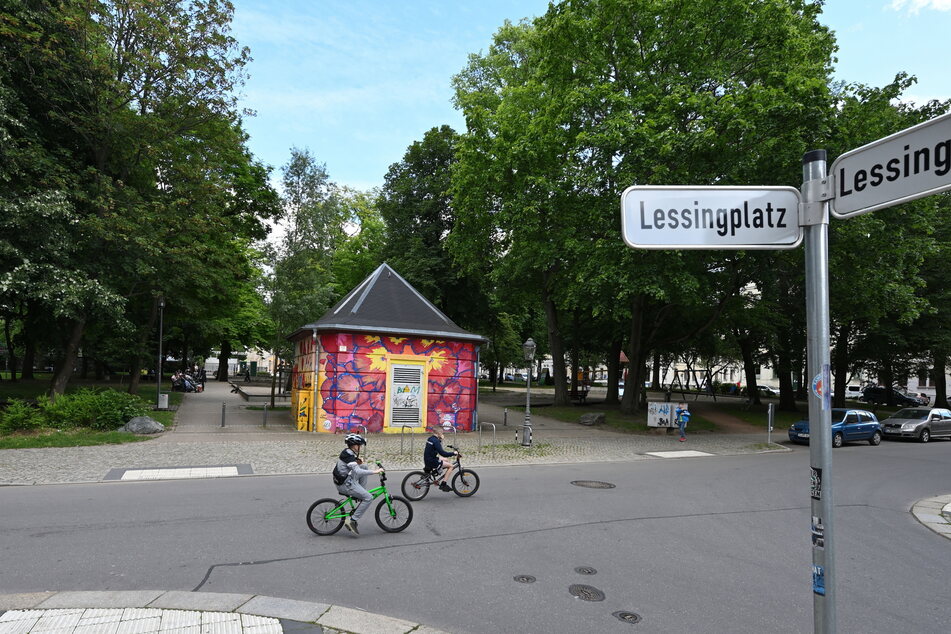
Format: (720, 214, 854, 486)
(880, 407, 951, 443)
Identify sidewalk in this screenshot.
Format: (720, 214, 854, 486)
(0, 590, 446, 634)
(0, 382, 789, 486)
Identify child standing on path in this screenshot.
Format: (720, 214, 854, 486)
(675, 403, 691, 442)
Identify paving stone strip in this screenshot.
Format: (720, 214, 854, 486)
(0, 591, 444, 634)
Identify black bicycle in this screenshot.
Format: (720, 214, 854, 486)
(307, 462, 413, 535)
(400, 445, 480, 501)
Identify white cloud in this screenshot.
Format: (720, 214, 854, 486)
(888, 0, 951, 14)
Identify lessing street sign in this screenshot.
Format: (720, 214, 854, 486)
(830, 111, 951, 218)
(620, 185, 802, 250)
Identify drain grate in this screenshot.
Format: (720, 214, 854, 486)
(574, 566, 597, 575)
(613, 611, 642, 624)
(569, 584, 605, 602)
(514, 575, 536, 584)
(570, 480, 616, 489)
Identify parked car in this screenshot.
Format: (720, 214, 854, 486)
(756, 385, 779, 397)
(861, 385, 921, 406)
(880, 407, 951, 443)
(845, 385, 864, 400)
(788, 408, 882, 447)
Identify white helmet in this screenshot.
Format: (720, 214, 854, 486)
(344, 433, 366, 446)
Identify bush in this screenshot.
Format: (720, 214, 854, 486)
(92, 389, 150, 430)
(38, 389, 151, 431)
(0, 399, 44, 433)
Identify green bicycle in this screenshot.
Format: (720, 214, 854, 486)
(306, 462, 414, 535)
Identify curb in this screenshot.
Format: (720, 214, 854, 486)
(910, 494, 951, 540)
(0, 591, 448, 634)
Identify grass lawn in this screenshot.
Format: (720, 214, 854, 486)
(506, 403, 717, 434)
(0, 429, 151, 450)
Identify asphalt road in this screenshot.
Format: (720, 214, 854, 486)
(2, 440, 949, 633)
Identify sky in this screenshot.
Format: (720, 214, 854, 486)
(230, 0, 951, 193)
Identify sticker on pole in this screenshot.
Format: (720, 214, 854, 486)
(811, 373, 824, 399)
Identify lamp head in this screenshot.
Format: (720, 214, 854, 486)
(522, 337, 536, 361)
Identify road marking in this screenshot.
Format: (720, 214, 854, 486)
(103, 465, 253, 481)
(645, 450, 713, 458)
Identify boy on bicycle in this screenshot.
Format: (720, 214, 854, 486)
(425, 427, 459, 492)
(334, 433, 382, 534)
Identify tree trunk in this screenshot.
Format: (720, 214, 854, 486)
(831, 322, 851, 408)
(20, 304, 36, 380)
(3, 317, 18, 381)
(541, 275, 568, 406)
(881, 360, 895, 406)
(217, 340, 233, 381)
(932, 352, 947, 408)
(737, 334, 761, 405)
(605, 337, 622, 403)
(49, 318, 86, 398)
(129, 297, 160, 395)
(621, 294, 646, 414)
(775, 328, 798, 412)
(651, 352, 661, 389)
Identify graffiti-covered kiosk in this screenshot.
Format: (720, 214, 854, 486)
(288, 263, 485, 434)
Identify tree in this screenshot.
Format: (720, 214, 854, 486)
(452, 0, 836, 411)
(0, 0, 261, 397)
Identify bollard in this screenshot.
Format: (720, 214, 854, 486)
(220, 402, 226, 427)
(263, 403, 269, 428)
(503, 408, 508, 426)
(520, 421, 533, 447)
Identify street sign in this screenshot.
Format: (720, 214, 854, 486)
(620, 185, 802, 250)
(830, 111, 951, 218)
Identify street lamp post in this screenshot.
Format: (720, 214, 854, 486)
(521, 337, 536, 447)
(156, 295, 165, 410)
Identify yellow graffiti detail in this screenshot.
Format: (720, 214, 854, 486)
(429, 349, 447, 372)
(368, 354, 388, 372)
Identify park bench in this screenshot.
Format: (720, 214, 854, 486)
(570, 385, 590, 404)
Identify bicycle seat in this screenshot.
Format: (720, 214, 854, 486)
(424, 466, 441, 475)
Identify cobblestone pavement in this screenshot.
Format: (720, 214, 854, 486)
(0, 382, 786, 486)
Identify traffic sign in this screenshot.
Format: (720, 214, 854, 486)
(830, 111, 951, 218)
(620, 185, 802, 250)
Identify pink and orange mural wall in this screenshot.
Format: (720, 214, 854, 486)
(290, 332, 479, 433)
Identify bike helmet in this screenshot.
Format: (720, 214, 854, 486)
(344, 433, 366, 446)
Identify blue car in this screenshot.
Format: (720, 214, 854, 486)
(788, 408, 882, 448)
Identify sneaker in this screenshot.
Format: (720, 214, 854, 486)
(343, 516, 356, 533)
(350, 520, 359, 534)
(679, 437, 686, 442)
(439, 482, 452, 492)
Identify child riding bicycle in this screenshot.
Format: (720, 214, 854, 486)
(334, 433, 383, 534)
(424, 427, 460, 492)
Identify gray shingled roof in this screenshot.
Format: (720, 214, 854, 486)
(287, 263, 485, 343)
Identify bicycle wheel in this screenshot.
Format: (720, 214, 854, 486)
(375, 495, 413, 533)
(306, 498, 345, 535)
(452, 469, 480, 497)
(400, 471, 432, 501)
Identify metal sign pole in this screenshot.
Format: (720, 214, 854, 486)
(801, 150, 835, 633)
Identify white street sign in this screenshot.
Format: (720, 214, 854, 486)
(620, 185, 802, 250)
(830, 111, 951, 218)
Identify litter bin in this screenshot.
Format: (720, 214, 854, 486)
(157, 393, 169, 410)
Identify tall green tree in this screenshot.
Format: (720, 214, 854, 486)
(452, 0, 836, 410)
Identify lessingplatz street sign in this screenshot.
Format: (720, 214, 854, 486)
(620, 185, 803, 250)
(830, 110, 951, 218)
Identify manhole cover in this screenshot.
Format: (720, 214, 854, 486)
(575, 566, 597, 575)
(569, 584, 605, 601)
(514, 575, 536, 584)
(570, 480, 616, 489)
(613, 611, 642, 624)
